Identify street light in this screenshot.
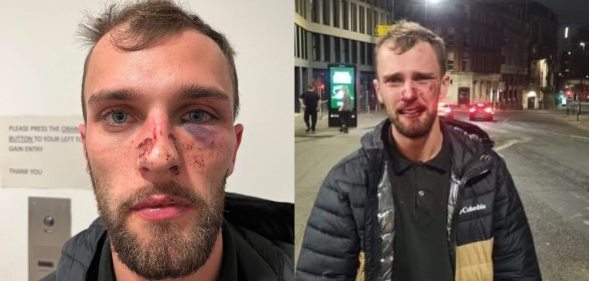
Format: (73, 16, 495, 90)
(390, 0, 443, 24)
(424, 0, 442, 24)
(580, 42, 586, 53)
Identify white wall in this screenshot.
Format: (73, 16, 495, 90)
(0, 1, 293, 280)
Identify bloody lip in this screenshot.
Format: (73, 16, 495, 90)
(399, 107, 424, 118)
(131, 195, 192, 221)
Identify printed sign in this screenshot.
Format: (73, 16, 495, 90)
(0, 116, 90, 189)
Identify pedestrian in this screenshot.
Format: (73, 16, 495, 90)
(296, 20, 541, 281)
(338, 87, 352, 133)
(42, 1, 293, 280)
(300, 84, 320, 133)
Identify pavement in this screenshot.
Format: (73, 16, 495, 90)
(538, 107, 589, 132)
(294, 109, 388, 137)
(294, 107, 589, 263)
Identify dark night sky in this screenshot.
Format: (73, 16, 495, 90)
(533, 0, 589, 26)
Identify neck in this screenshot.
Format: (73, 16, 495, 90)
(392, 118, 443, 162)
(112, 230, 223, 281)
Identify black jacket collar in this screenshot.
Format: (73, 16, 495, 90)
(361, 118, 494, 179)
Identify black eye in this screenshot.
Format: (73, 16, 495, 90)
(110, 111, 127, 124)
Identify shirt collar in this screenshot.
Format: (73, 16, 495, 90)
(97, 236, 115, 281)
(218, 220, 238, 281)
(384, 121, 451, 174)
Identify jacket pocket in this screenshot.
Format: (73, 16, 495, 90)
(455, 238, 493, 281)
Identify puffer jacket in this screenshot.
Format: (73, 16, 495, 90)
(296, 119, 541, 281)
(42, 193, 294, 281)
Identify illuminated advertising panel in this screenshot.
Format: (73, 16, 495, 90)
(328, 65, 357, 127)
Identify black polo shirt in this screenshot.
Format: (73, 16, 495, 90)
(96, 221, 238, 281)
(384, 123, 453, 281)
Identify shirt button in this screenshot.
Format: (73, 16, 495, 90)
(418, 190, 425, 197)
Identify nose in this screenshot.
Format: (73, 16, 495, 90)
(400, 81, 418, 101)
(137, 117, 180, 178)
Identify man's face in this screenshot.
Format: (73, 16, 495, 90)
(373, 40, 449, 139)
(80, 28, 242, 279)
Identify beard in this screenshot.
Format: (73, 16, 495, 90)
(390, 104, 437, 139)
(89, 166, 227, 280)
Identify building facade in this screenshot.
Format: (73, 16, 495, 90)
(395, 0, 533, 109)
(294, 0, 392, 113)
(296, 0, 560, 112)
(527, 1, 559, 109)
(558, 24, 589, 103)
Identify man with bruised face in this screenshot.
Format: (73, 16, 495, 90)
(297, 21, 540, 281)
(42, 1, 293, 281)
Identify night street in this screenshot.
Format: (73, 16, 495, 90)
(295, 109, 589, 280)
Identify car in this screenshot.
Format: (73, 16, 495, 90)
(469, 102, 494, 121)
(438, 102, 454, 119)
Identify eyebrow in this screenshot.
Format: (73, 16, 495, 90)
(180, 85, 230, 102)
(382, 73, 403, 82)
(413, 72, 436, 80)
(87, 89, 140, 105)
(382, 72, 437, 82)
(86, 85, 230, 106)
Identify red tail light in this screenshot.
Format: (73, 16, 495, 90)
(469, 108, 476, 113)
(484, 107, 492, 113)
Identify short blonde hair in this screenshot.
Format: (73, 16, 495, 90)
(374, 20, 447, 76)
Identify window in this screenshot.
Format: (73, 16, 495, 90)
(343, 39, 350, 63)
(312, 33, 321, 61)
(323, 35, 331, 61)
(311, 0, 319, 23)
(334, 37, 341, 62)
(351, 3, 357, 32)
(302, 28, 307, 59)
(367, 43, 374, 65)
(359, 6, 366, 34)
(447, 51, 455, 71)
(352, 40, 358, 63)
(295, 25, 300, 58)
(342, 0, 349, 29)
(333, 0, 340, 28)
(373, 10, 378, 32)
(323, 0, 331, 26)
(360, 42, 366, 64)
(462, 52, 470, 71)
(367, 7, 372, 35)
(447, 27, 455, 47)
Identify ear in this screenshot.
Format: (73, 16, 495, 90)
(439, 73, 451, 101)
(79, 123, 89, 173)
(228, 124, 244, 175)
(373, 78, 384, 104)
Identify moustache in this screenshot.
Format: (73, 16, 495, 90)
(117, 182, 204, 215)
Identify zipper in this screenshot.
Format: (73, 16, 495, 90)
(447, 163, 491, 276)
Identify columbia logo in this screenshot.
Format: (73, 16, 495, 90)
(459, 203, 487, 215)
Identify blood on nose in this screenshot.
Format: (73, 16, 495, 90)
(137, 138, 154, 158)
